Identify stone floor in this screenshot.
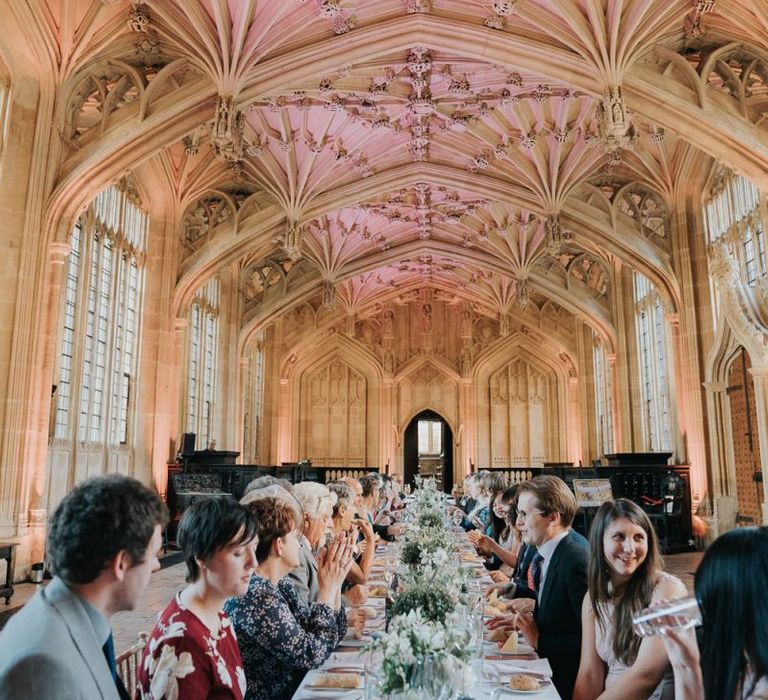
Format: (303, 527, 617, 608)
(3, 549, 704, 654)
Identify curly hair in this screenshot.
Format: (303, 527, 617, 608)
(47, 475, 168, 584)
(246, 497, 299, 563)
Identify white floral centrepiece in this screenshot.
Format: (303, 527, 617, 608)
(367, 477, 478, 697)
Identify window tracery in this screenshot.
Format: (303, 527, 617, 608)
(54, 180, 148, 445)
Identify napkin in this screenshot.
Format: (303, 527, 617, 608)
(488, 658, 553, 677)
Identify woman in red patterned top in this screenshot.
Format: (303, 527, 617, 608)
(138, 497, 258, 699)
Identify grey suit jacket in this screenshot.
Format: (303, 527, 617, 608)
(0, 577, 120, 699)
(287, 540, 320, 604)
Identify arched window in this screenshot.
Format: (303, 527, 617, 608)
(187, 279, 219, 447)
(704, 171, 767, 286)
(54, 179, 148, 445)
(634, 273, 672, 452)
(592, 333, 614, 456)
(243, 330, 266, 463)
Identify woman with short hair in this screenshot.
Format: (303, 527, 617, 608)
(225, 497, 352, 700)
(573, 499, 686, 700)
(138, 497, 258, 699)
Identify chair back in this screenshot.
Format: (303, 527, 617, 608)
(116, 632, 148, 696)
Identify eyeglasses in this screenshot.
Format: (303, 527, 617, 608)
(516, 509, 547, 521)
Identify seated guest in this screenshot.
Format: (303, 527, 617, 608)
(0, 475, 167, 700)
(459, 473, 478, 513)
(358, 474, 381, 525)
(662, 526, 768, 700)
(487, 475, 588, 699)
(242, 475, 294, 498)
(226, 497, 351, 700)
(329, 482, 375, 586)
(138, 497, 257, 699)
(461, 470, 506, 532)
(470, 485, 522, 576)
(573, 499, 686, 700)
(289, 482, 336, 604)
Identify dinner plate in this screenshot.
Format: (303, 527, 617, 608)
(339, 636, 373, 647)
(305, 673, 364, 690)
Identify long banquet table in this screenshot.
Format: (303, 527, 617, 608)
(292, 543, 561, 700)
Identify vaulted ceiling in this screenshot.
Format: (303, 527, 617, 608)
(11, 0, 768, 350)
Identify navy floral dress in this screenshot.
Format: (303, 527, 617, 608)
(224, 575, 347, 700)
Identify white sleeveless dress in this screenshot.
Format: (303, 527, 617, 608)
(594, 572, 684, 700)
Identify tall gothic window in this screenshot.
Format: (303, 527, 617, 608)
(593, 333, 614, 456)
(243, 331, 266, 463)
(634, 273, 672, 452)
(54, 180, 148, 444)
(704, 171, 767, 286)
(187, 279, 219, 447)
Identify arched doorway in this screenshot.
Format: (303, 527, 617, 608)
(727, 347, 764, 524)
(402, 409, 453, 493)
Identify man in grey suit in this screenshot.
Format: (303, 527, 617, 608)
(0, 474, 167, 699)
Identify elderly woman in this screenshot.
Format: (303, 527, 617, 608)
(329, 481, 375, 586)
(225, 497, 352, 700)
(288, 482, 335, 603)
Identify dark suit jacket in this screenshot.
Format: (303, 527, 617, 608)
(534, 531, 588, 700)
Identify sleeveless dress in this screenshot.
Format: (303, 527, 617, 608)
(594, 572, 684, 700)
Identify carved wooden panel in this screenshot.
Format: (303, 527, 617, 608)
(301, 358, 367, 466)
(489, 359, 552, 466)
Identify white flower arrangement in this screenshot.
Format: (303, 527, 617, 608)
(367, 608, 473, 693)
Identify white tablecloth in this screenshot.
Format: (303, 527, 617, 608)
(292, 546, 561, 699)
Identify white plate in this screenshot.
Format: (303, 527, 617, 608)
(306, 673, 363, 690)
(484, 641, 535, 656)
(339, 636, 373, 647)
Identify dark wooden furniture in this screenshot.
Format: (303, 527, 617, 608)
(0, 542, 17, 604)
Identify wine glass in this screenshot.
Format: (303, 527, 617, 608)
(452, 509, 465, 528)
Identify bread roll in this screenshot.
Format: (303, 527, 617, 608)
(509, 674, 540, 691)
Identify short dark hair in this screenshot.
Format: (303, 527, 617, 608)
(47, 475, 168, 584)
(246, 497, 298, 563)
(517, 475, 577, 527)
(178, 497, 257, 583)
(361, 474, 381, 498)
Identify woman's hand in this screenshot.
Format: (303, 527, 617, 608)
(354, 518, 375, 542)
(489, 570, 510, 584)
(317, 532, 354, 592)
(661, 628, 704, 700)
(485, 582, 507, 598)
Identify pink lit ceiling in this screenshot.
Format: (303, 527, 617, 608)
(45, 0, 768, 330)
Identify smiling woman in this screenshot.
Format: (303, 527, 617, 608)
(573, 499, 687, 700)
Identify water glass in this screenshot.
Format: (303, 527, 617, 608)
(632, 596, 702, 637)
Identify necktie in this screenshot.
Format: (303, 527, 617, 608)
(529, 553, 544, 594)
(102, 633, 130, 700)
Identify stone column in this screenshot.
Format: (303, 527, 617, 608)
(235, 356, 249, 462)
(748, 369, 768, 524)
(703, 380, 736, 534)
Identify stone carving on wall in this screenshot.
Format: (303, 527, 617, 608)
(243, 262, 284, 303)
(489, 359, 552, 466)
(183, 195, 235, 247)
(65, 63, 146, 141)
(615, 184, 670, 247)
(709, 240, 768, 370)
(211, 95, 245, 163)
(398, 361, 458, 430)
(568, 254, 610, 299)
(303, 358, 367, 466)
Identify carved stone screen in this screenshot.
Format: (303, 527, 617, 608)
(300, 358, 367, 466)
(489, 359, 554, 467)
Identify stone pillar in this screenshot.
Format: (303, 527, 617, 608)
(748, 369, 768, 524)
(703, 380, 736, 534)
(235, 356, 249, 462)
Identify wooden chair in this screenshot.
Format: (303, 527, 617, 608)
(642, 472, 687, 552)
(116, 632, 148, 696)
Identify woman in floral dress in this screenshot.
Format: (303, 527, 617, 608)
(225, 496, 353, 700)
(138, 498, 258, 699)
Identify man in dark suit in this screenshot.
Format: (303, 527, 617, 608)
(488, 475, 588, 699)
(0, 475, 167, 699)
